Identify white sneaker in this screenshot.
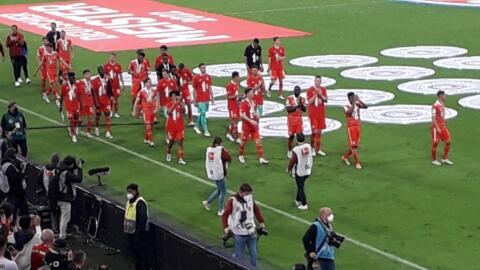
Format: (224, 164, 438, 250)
(259, 158, 270, 164)
(202, 201, 210, 211)
(342, 157, 351, 166)
(42, 94, 50, 104)
(17, 78, 23, 83)
(72, 135, 77, 143)
(55, 99, 61, 108)
(114, 113, 120, 118)
(204, 131, 211, 137)
(278, 95, 285, 100)
(144, 139, 149, 144)
(355, 163, 362, 170)
(236, 138, 242, 144)
(149, 141, 155, 147)
(94, 128, 100, 136)
(85, 133, 93, 138)
(105, 132, 113, 139)
(75, 127, 79, 136)
(267, 90, 272, 98)
(166, 154, 172, 162)
(193, 126, 201, 134)
(287, 151, 292, 159)
(178, 159, 187, 165)
(165, 138, 170, 144)
(295, 200, 301, 207)
(238, 155, 246, 164)
(226, 133, 235, 142)
(25, 78, 31, 84)
(432, 160, 442, 166)
(441, 159, 454, 165)
(217, 210, 224, 216)
(317, 150, 327, 156)
(188, 121, 195, 127)
(14, 82, 20, 87)
(298, 205, 308, 210)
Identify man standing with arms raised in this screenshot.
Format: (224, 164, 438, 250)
(306, 76, 328, 157)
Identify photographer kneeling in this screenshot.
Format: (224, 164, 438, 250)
(302, 207, 344, 270)
(222, 183, 266, 267)
(49, 156, 83, 240)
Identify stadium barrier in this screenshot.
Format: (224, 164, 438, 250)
(19, 156, 251, 270)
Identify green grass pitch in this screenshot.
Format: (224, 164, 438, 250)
(1, 0, 479, 269)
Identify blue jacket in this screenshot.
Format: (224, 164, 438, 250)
(314, 220, 335, 260)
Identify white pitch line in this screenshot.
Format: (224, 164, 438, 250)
(2, 99, 428, 270)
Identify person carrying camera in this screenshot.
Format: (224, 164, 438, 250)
(302, 207, 344, 270)
(43, 239, 74, 270)
(2, 148, 28, 218)
(50, 156, 83, 240)
(1, 102, 27, 157)
(222, 183, 266, 267)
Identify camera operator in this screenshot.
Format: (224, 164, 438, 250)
(51, 156, 83, 240)
(1, 101, 28, 157)
(222, 183, 266, 267)
(43, 239, 73, 270)
(302, 207, 344, 270)
(2, 148, 28, 218)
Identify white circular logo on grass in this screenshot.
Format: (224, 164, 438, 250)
(193, 63, 269, 77)
(398, 79, 480, 95)
(458, 95, 480, 110)
(326, 89, 395, 106)
(341, 66, 435, 81)
(192, 100, 284, 118)
(289, 55, 378, 69)
(122, 72, 158, 86)
(433, 56, 480, 70)
(380, 46, 468, 59)
(240, 75, 336, 91)
(237, 117, 342, 138)
(361, 105, 458, 125)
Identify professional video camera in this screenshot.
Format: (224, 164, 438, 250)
(327, 231, 345, 249)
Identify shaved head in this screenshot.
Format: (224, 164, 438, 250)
(319, 207, 332, 223)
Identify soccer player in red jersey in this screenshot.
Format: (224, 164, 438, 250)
(306, 76, 328, 157)
(104, 53, 124, 118)
(157, 69, 178, 117)
(247, 65, 265, 116)
(178, 63, 194, 126)
(155, 45, 175, 69)
(342, 92, 368, 170)
(166, 91, 187, 165)
(34, 43, 69, 105)
(77, 69, 95, 138)
(128, 50, 150, 107)
(56, 30, 73, 82)
(267, 36, 286, 100)
(59, 72, 81, 143)
(226, 71, 241, 143)
(286, 86, 306, 158)
(92, 66, 113, 139)
(239, 88, 269, 165)
(132, 78, 158, 147)
(431, 90, 453, 166)
(36, 37, 49, 101)
(192, 63, 214, 137)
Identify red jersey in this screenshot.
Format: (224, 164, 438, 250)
(166, 101, 185, 131)
(192, 74, 212, 103)
(137, 87, 158, 110)
(56, 38, 72, 61)
(157, 78, 178, 106)
(92, 76, 111, 106)
(77, 79, 94, 108)
(42, 51, 60, 73)
(247, 74, 264, 105)
(128, 59, 150, 84)
(104, 62, 122, 89)
(307, 86, 327, 118)
(31, 243, 50, 270)
(61, 82, 80, 112)
(36, 46, 46, 61)
(226, 81, 239, 111)
(344, 102, 362, 127)
(154, 54, 175, 70)
(432, 101, 446, 128)
(287, 95, 306, 119)
(178, 68, 193, 89)
(268, 45, 285, 70)
(240, 98, 258, 128)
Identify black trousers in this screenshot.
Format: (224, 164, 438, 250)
(307, 258, 335, 270)
(10, 55, 28, 81)
(7, 196, 28, 220)
(127, 231, 155, 270)
(295, 175, 309, 205)
(11, 139, 27, 157)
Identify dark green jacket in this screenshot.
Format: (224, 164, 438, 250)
(1, 109, 27, 140)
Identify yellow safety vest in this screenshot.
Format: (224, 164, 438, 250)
(124, 196, 149, 234)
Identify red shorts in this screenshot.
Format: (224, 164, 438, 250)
(143, 109, 155, 124)
(181, 86, 192, 104)
(98, 104, 111, 114)
(40, 68, 47, 81)
(167, 128, 185, 141)
(270, 69, 285, 80)
(112, 87, 121, 98)
(288, 117, 303, 136)
(46, 71, 57, 84)
(229, 108, 240, 120)
(241, 124, 260, 141)
(80, 106, 94, 116)
(347, 126, 361, 148)
(60, 60, 70, 73)
(432, 126, 451, 144)
(66, 110, 79, 119)
(131, 82, 141, 98)
(309, 116, 326, 131)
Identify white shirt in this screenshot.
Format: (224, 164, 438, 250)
(0, 256, 18, 270)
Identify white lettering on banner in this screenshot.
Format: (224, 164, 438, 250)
(150, 11, 217, 23)
(154, 31, 229, 43)
(118, 24, 192, 35)
(29, 3, 118, 19)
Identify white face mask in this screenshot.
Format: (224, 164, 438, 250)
(126, 193, 134, 200)
(327, 214, 334, 223)
(243, 194, 253, 203)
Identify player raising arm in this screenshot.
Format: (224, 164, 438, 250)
(342, 92, 367, 170)
(306, 76, 328, 157)
(431, 90, 453, 166)
(166, 91, 187, 165)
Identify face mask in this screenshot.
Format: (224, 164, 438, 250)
(126, 193, 134, 200)
(327, 214, 334, 223)
(243, 194, 253, 203)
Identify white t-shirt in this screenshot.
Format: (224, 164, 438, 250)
(0, 257, 18, 270)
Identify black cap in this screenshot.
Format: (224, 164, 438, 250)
(127, 183, 138, 191)
(253, 38, 259, 43)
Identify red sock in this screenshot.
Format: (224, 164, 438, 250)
(352, 150, 360, 165)
(178, 145, 184, 159)
(146, 125, 153, 141)
(114, 97, 119, 113)
(278, 81, 283, 97)
(442, 143, 450, 159)
(105, 115, 111, 132)
(69, 119, 76, 136)
(256, 143, 264, 158)
(51, 87, 58, 98)
(239, 142, 245, 156)
(41, 80, 46, 94)
(343, 149, 352, 159)
(315, 134, 321, 152)
(432, 143, 438, 160)
(288, 137, 294, 151)
(167, 145, 172, 155)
